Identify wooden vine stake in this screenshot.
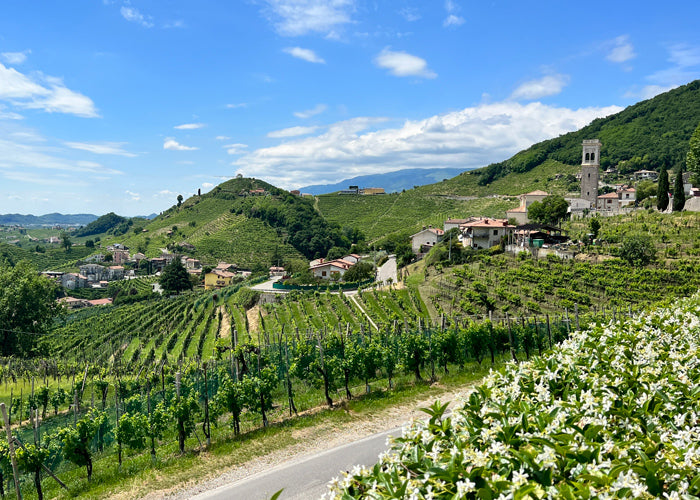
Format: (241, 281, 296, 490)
(1, 403, 22, 500)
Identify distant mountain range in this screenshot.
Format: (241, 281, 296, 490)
(0, 213, 99, 226)
(0, 213, 157, 227)
(298, 167, 471, 195)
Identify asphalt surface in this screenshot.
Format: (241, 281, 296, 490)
(192, 427, 400, 500)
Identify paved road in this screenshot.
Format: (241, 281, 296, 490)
(192, 427, 399, 500)
(376, 255, 397, 287)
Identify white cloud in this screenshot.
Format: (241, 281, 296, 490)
(625, 43, 700, 100)
(267, 125, 320, 138)
(163, 138, 198, 151)
(510, 74, 569, 100)
(223, 143, 248, 155)
(443, 0, 464, 27)
(174, 123, 205, 130)
(668, 43, 700, 68)
(374, 48, 436, 79)
(262, 0, 355, 37)
(283, 47, 325, 64)
(1, 51, 30, 65)
(606, 35, 635, 64)
(120, 6, 154, 28)
(215, 135, 230, 141)
(294, 103, 327, 118)
(126, 190, 141, 201)
(443, 15, 465, 27)
(155, 190, 177, 198)
(226, 103, 248, 109)
(65, 141, 136, 157)
(163, 20, 185, 29)
(202, 182, 214, 189)
(0, 63, 98, 117)
(398, 7, 420, 22)
(235, 102, 622, 188)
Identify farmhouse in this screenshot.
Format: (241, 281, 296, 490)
(204, 269, 236, 290)
(505, 190, 550, 224)
(410, 226, 445, 254)
(459, 218, 514, 249)
(309, 259, 354, 280)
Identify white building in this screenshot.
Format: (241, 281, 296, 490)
(410, 227, 444, 254)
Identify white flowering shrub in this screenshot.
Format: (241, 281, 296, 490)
(325, 295, 700, 499)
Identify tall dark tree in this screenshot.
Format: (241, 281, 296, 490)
(177, 194, 183, 207)
(656, 164, 670, 211)
(687, 121, 700, 184)
(159, 258, 193, 294)
(60, 232, 72, 252)
(0, 261, 60, 356)
(673, 168, 686, 212)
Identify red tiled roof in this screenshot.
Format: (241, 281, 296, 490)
(523, 190, 549, 196)
(598, 192, 619, 199)
(460, 218, 514, 229)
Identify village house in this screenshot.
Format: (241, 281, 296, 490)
(512, 223, 570, 248)
(505, 190, 550, 224)
(410, 226, 445, 254)
(459, 218, 515, 249)
(204, 269, 236, 290)
(61, 273, 88, 290)
(443, 218, 471, 232)
(79, 263, 106, 282)
(269, 266, 285, 277)
(596, 188, 636, 212)
(633, 169, 659, 181)
(309, 259, 353, 280)
(107, 266, 125, 280)
(183, 257, 202, 270)
(112, 248, 130, 264)
(60, 296, 89, 309)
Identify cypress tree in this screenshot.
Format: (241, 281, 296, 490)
(656, 164, 669, 211)
(673, 168, 686, 211)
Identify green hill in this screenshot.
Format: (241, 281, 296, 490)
(96, 177, 364, 270)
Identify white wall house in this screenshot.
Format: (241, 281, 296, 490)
(410, 227, 445, 254)
(459, 218, 515, 249)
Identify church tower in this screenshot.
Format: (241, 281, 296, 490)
(580, 139, 601, 206)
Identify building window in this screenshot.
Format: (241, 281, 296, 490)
(322, 271, 326, 276)
(591, 152, 595, 161)
(493, 229, 498, 235)
(585, 152, 590, 161)
(588, 173, 590, 178)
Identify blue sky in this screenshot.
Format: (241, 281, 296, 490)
(1, 1, 699, 216)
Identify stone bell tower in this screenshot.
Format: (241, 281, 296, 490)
(580, 139, 601, 207)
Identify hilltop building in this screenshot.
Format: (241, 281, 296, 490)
(505, 190, 550, 224)
(580, 139, 601, 206)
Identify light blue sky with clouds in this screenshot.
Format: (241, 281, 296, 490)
(1, 0, 699, 215)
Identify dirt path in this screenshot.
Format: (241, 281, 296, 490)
(246, 305, 261, 334)
(218, 306, 231, 338)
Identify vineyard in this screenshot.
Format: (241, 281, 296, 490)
(0, 283, 609, 498)
(423, 250, 700, 318)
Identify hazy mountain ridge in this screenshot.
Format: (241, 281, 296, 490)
(298, 167, 471, 195)
(0, 213, 98, 226)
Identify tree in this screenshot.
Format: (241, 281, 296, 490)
(673, 168, 686, 212)
(0, 261, 61, 356)
(589, 218, 601, 239)
(656, 164, 669, 211)
(687, 121, 700, 185)
(343, 261, 375, 282)
(635, 180, 657, 203)
(85, 239, 95, 248)
(527, 195, 569, 225)
(620, 234, 656, 267)
(177, 194, 183, 207)
(60, 232, 71, 252)
(159, 258, 193, 294)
